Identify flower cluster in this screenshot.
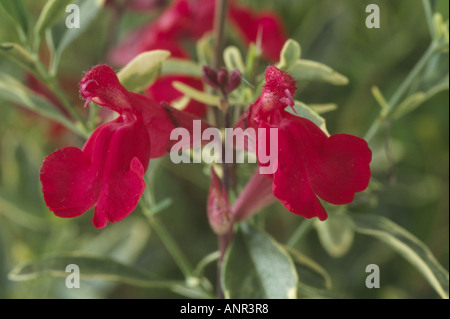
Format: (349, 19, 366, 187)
(40, 1, 371, 229)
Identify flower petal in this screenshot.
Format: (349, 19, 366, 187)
(92, 117, 151, 228)
(277, 113, 371, 212)
(272, 123, 328, 220)
(79, 65, 132, 114)
(80, 65, 208, 159)
(41, 116, 151, 228)
(244, 66, 297, 127)
(229, 6, 288, 62)
(308, 134, 372, 205)
(40, 121, 119, 218)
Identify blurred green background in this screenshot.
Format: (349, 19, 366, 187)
(0, 0, 448, 298)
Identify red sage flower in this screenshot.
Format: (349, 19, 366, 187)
(236, 66, 372, 221)
(40, 65, 208, 228)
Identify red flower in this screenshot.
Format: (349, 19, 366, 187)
(40, 65, 209, 228)
(111, 0, 287, 64)
(239, 66, 372, 221)
(109, 0, 287, 118)
(229, 5, 288, 62)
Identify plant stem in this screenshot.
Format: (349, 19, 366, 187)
(213, 0, 228, 69)
(141, 183, 194, 280)
(364, 41, 438, 143)
(34, 57, 89, 137)
(212, 0, 232, 299)
(286, 219, 313, 247)
(146, 214, 194, 279)
(422, 0, 436, 40)
(47, 79, 89, 133)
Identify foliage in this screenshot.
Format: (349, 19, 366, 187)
(0, 0, 448, 299)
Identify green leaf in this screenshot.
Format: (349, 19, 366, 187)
(290, 59, 349, 85)
(349, 214, 449, 299)
(0, 195, 46, 231)
(117, 50, 171, 92)
(308, 103, 338, 114)
(285, 246, 332, 290)
(433, 12, 449, 47)
(245, 43, 262, 81)
(49, 0, 105, 74)
(221, 223, 298, 299)
(0, 73, 86, 138)
(287, 101, 330, 135)
(172, 81, 220, 106)
(0, 0, 29, 38)
(8, 252, 180, 288)
(34, 0, 71, 47)
(371, 86, 388, 116)
(161, 58, 202, 77)
(0, 42, 37, 74)
(392, 92, 427, 119)
(276, 39, 302, 71)
(196, 33, 214, 66)
(224, 46, 246, 73)
(391, 76, 449, 119)
(314, 211, 354, 258)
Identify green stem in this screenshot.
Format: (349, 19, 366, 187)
(33, 57, 89, 137)
(141, 170, 215, 297)
(422, 0, 436, 40)
(286, 219, 313, 247)
(146, 215, 194, 279)
(141, 184, 194, 280)
(364, 41, 438, 143)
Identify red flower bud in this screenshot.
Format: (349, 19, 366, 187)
(217, 67, 229, 87)
(224, 69, 242, 94)
(207, 168, 232, 235)
(202, 66, 220, 90)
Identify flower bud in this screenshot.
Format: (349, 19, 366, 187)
(202, 65, 220, 89)
(207, 167, 232, 235)
(224, 69, 242, 94)
(202, 66, 241, 95)
(217, 67, 229, 87)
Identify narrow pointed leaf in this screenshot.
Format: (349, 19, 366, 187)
(290, 59, 349, 85)
(0, 0, 29, 36)
(392, 76, 449, 119)
(224, 46, 246, 73)
(8, 252, 180, 288)
(34, 0, 71, 45)
(117, 50, 171, 92)
(161, 58, 202, 77)
(0, 43, 37, 74)
(49, 0, 105, 73)
(285, 246, 332, 291)
(349, 214, 449, 299)
(308, 103, 338, 114)
(0, 73, 86, 137)
(287, 101, 330, 135)
(314, 212, 354, 258)
(172, 81, 220, 106)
